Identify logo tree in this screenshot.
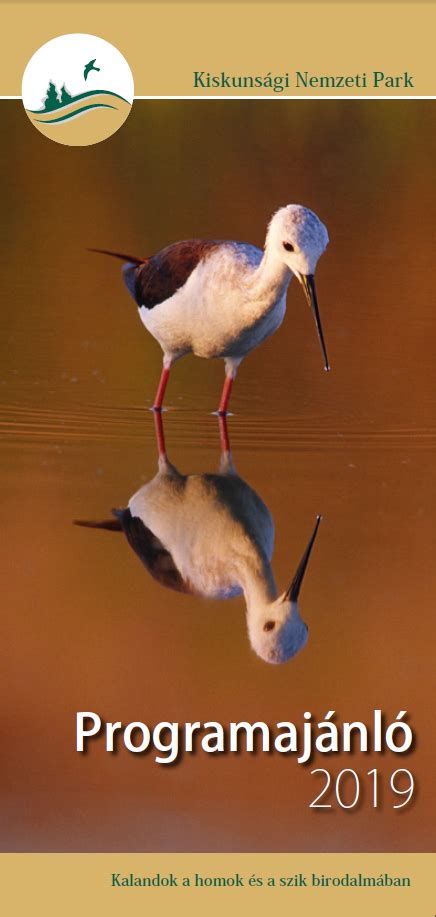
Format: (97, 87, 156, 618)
(43, 81, 61, 111)
(60, 84, 73, 105)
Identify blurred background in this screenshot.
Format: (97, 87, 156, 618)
(0, 100, 435, 851)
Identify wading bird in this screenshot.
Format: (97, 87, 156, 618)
(90, 204, 330, 413)
(75, 415, 322, 664)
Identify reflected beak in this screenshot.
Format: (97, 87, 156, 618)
(285, 515, 322, 602)
(301, 274, 331, 372)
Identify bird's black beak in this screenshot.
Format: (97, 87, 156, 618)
(301, 274, 331, 372)
(284, 515, 322, 603)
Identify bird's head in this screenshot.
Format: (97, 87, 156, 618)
(267, 205, 329, 274)
(247, 596, 309, 665)
(246, 515, 321, 665)
(267, 205, 330, 370)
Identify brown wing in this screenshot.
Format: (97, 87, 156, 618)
(113, 509, 192, 594)
(124, 239, 220, 309)
(74, 511, 191, 593)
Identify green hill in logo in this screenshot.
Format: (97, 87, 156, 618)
(26, 80, 129, 124)
(22, 35, 134, 146)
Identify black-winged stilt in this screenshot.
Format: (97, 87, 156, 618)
(91, 204, 330, 413)
(75, 415, 322, 664)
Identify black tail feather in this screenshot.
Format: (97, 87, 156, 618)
(88, 248, 146, 265)
(73, 517, 123, 531)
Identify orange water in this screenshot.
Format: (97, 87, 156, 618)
(1, 101, 435, 850)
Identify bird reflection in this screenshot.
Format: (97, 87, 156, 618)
(75, 415, 322, 664)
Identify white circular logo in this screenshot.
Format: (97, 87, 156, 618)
(22, 33, 134, 146)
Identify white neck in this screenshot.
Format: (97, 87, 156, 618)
(244, 245, 292, 322)
(237, 549, 277, 613)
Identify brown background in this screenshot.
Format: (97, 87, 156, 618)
(1, 98, 435, 853)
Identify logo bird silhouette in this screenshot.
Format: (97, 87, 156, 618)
(84, 59, 100, 81)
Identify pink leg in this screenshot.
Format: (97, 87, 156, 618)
(218, 414, 231, 454)
(218, 374, 234, 415)
(153, 411, 167, 459)
(153, 366, 170, 411)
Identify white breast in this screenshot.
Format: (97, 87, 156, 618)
(139, 244, 289, 362)
(128, 470, 274, 600)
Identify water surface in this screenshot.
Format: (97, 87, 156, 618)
(1, 100, 435, 851)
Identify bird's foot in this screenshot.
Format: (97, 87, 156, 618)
(150, 404, 170, 413)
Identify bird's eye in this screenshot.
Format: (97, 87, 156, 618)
(263, 621, 276, 632)
(283, 242, 294, 252)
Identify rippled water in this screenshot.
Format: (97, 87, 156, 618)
(1, 100, 435, 851)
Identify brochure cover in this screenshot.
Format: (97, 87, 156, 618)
(1, 2, 435, 914)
